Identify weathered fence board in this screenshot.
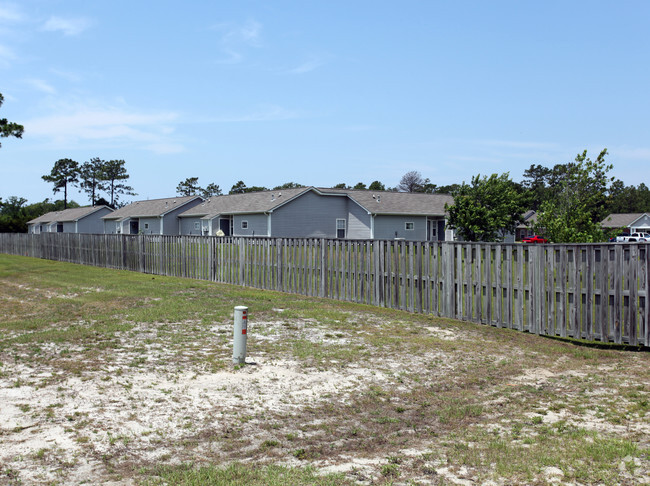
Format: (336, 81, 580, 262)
(1, 233, 648, 346)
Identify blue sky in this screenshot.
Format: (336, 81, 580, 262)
(1, 0, 649, 205)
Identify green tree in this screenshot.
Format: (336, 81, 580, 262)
(606, 181, 650, 213)
(433, 183, 460, 194)
(229, 181, 247, 194)
(177, 178, 222, 197)
(353, 182, 367, 190)
(446, 173, 527, 242)
(0, 196, 28, 232)
(176, 177, 201, 196)
(42, 158, 80, 209)
(333, 183, 350, 189)
(533, 149, 614, 243)
(272, 182, 304, 190)
(368, 180, 385, 191)
(419, 178, 437, 193)
(102, 160, 135, 207)
(245, 185, 269, 193)
(521, 162, 577, 210)
(95, 197, 113, 208)
(202, 183, 222, 197)
(0, 197, 79, 232)
(79, 158, 107, 206)
(0, 93, 24, 147)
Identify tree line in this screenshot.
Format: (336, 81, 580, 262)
(176, 150, 650, 243)
(0, 157, 136, 233)
(174, 176, 460, 197)
(41, 158, 135, 209)
(2, 93, 650, 240)
(446, 148, 650, 243)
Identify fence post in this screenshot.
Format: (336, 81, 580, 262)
(121, 235, 127, 270)
(1, 234, 647, 346)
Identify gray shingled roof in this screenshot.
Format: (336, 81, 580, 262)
(179, 187, 310, 219)
(516, 210, 537, 229)
(27, 206, 112, 225)
(601, 213, 648, 228)
(102, 196, 202, 220)
(179, 187, 454, 219)
(319, 188, 453, 215)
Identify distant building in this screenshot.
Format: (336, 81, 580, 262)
(601, 213, 650, 235)
(178, 187, 455, 241)
(27, 206, 113, 234)
(515, 210, 538, 241)
(101, 196, 203, 235)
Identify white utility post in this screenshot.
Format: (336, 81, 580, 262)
(232, 306, 249, 365)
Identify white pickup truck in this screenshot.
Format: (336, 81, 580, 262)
(612, 232, 650, 242)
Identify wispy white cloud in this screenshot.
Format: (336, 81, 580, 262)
(26, 100, 183, 154)
(50, 68, 83, 83)
(42, 15, 92, 36)
(210, 19, 262, 64)
(0, 3, 22, 23)
(287, 58, 325, 75)
(25, 78, 56, 94)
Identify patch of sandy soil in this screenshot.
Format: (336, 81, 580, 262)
(1, 316, 648, 485)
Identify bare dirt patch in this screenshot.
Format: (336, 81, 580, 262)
(1, 313, 649, 485)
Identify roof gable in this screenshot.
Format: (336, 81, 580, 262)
(103, 196, 203, 220)
(601, 213, 648, 228)
(179, 187, 454, 219)
(178, 187, 313, 219)
(317, 188, 454, 216)
(28, 206, 113, 225)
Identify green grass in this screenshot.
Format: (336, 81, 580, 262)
(141, 462, 351, 485)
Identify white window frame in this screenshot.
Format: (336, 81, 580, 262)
(405, 222, 414, 231)
(144, 223, 150, 230)
(336, 219, 346, 239)
(241, 220, 248, 229)
(194, 222, 200, 231)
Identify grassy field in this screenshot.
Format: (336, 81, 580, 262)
(0, 253, 648, 485)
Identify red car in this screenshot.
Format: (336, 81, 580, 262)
(522, 235, 548, 244)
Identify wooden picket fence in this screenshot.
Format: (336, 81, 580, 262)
(1, 233, 648, 346)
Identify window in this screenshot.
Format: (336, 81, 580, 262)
(144, 223, 150, 230)
(194, 222, 200, 231)
(336, 219, 346, 239)
(405, 222, 414, 231)
(56, 223, 63, 233)
(241, 221, 248, 229)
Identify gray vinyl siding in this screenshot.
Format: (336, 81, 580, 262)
(180, 217, 205, 235)
(76, 208, 112, 233)
(140, 218, 161, 235)
(161, 200, 203, 235)
(60, 222, 75, 233)
(234, 214, 268, 237)
(271, 191, 355, 238)
(161, 214, 177, 235)
(347, 202, 371, 239)
(108, 219, 130, 234)
(103, 220, 121, 234)
(633, 214, 650, 231)
(373, 215, 427, 241)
